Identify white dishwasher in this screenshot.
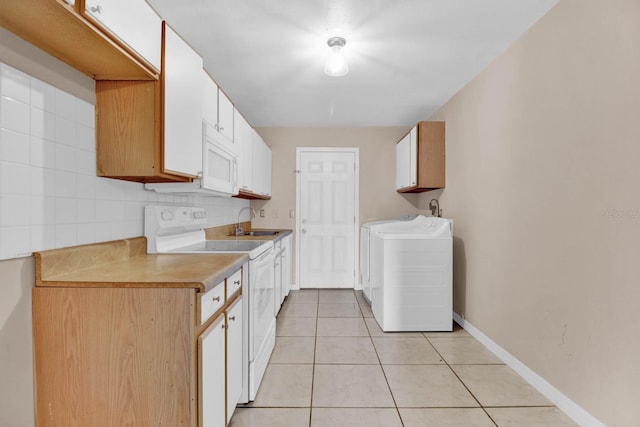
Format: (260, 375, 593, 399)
(370, 215, 453, 332)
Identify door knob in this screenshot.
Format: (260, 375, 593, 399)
(301, 229, 307, 234)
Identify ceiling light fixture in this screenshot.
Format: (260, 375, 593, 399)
(324, 36, 349, 77)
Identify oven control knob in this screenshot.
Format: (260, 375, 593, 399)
(161, 210, 174, 221)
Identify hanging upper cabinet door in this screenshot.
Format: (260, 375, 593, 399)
(217, 90, 235, 143)
(162, 22, 204, 178)
(83, 0, 162, 73)
(395, 121, 445, 192)
(234, 109, 253, 192)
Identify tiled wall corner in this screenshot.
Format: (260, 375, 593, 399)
(0, 62, 250, 260)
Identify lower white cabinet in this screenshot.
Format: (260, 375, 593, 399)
(226, 298, 243, 424)
(280, 235, 292, 299)
(200, 312, 226, 427)
(274, 235, 292, 314)
(199, 295, 243, 427)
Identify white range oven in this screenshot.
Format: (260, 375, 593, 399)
(144, 205, 275, 403)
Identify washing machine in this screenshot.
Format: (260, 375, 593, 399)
(370, 215, 453, 331)
(360, 214, 418, 302)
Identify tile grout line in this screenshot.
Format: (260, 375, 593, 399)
(423, 335, 499, 427)
(356, 290, 406, 427)
(308, 296, 319, 427)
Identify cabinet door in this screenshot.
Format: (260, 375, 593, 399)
(252, 134, 272, 196)
(199, 314, 226, 427)
(281, 236, 292, 297)
(274, 241, 282, 315)
(234, 110, 253, 191)
(395, 127, 418, 189)
(251, 132, 264, 195)
(163, 23, 204, 178)
(84, 0, 162, 70)
(408, 126, 418, 187)
(203, 70, 218, 127)
(225, 297, 243, 424)
(217, 90, 234, 143)
(264, 144, 272, 197)
(395, 133, 410, 189)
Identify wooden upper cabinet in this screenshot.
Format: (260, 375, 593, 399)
(96, 22, 203, 182)
(0, 0, 158, 80)
(396, 121, 445, 193)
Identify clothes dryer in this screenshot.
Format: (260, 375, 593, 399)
(370, 215, 453, 331)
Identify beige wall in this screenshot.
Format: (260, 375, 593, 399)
(0, 257, 35, 427)
(425, 0, 640, 425)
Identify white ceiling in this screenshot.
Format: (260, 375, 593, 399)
(147, 0, 558, 127)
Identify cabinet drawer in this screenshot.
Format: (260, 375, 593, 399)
(200, 281, 225, 324)
(227, 267, 243, 296)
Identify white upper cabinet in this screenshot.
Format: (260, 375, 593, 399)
(163, 23, 204, 178)
(203, 70, 235, 147)
(217, 90, 234, 143)
(395, 126, 417, 190)
(252, 132, 272, 197)
(84, 0, 162, 71)
(203, 69, 219, 128)
(234, 110, 253, 191)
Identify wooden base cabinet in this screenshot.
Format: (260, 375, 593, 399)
(32, 287, 196, 426)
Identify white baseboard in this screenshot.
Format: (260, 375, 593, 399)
(453, 312, 605, 427)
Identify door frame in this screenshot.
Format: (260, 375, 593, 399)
(294, 147, 360, 290)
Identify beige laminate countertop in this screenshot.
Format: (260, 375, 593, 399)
(34, 236, 248, 293)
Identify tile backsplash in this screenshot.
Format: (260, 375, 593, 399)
(0, 62, 249, 260)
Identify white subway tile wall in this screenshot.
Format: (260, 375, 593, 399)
(0, 62, 250, 260)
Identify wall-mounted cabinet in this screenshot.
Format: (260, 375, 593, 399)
(234, 128, 271, 200)
(82, 0, 162, 72)
(96, 22, 203, 182)
(234, 109, 253, 192)
(203, 70, 234, 146)
(162, 23, 204, 178)
(395, 121, 445, 193)
(252, 131, 272, 198)
(0, 0, 158, 80)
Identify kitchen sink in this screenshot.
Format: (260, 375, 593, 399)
(242, 230, 280, 236)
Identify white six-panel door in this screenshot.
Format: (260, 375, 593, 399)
(296, 148, 359, 288)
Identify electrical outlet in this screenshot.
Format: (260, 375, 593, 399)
(259, 209, 265, 218)
(289, 210, 295, 218)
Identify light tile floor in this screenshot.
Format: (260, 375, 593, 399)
(231, 289, 577, 427)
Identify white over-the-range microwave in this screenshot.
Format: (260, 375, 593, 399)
(145, 120, 239, 196)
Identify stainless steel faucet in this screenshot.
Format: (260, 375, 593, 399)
(236, 207, 256, 235)
(429, 198, 441, 217)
